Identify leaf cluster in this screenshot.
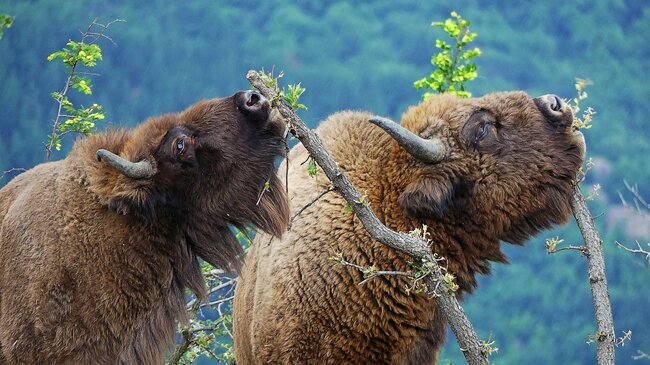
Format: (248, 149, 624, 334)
(0, 14, 13, 40)
(47, 41, 102, 67)
(257, 69, 307, 111)
(283, 83, 307, 110)
(414, 11, 481, 99)
(569, 78, 595, 130)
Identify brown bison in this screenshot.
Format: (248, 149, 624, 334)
(233, 92, 585, 364)
(0, 91, 289, 364)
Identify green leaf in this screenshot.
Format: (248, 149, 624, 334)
(284, 83, 307, 110)
(307, 158, 317, 177)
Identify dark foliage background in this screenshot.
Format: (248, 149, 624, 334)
(1, 1, 648, 363)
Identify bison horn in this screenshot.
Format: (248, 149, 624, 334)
(96, 149, 155, 179)
(369, 116, 447, 163)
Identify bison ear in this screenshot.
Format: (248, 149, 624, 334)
(398, 177, 456, 218)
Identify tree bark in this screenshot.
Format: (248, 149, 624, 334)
(247, 70, 491, 365)
(570, 186, 616, 365)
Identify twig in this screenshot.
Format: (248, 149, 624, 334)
(570, 185, 616, 364)
(206, 296, 235, 307)
(288, 186, 335, 230)
(624, 180, 650, 210)
(616, 330, 632, 347)
(186, 277, 237, 310)
(255, 178, 271, 206)
(632, 350, 650, 360)
(335, 255, 416, 285)
(248, 69, 491, 365)
(548, 245, 588, 255)
(615, 240, 650, 262)
(0, 168, 26, 180)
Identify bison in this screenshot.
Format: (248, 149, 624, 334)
(0, 91, 289, 364)
(233, 92, 585, 364)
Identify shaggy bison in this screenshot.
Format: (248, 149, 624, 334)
(0, 91, 289, 364)
(233, 92, 585, 364)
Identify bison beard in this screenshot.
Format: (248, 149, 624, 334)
(233, 92, 585, 364)
(0, 91, 289, 364)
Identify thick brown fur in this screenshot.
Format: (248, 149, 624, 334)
(233, 92, 584, 364)
(0, 92, 289, 364)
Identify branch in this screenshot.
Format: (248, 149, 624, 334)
(570, 185, 616, 364)
(632, 350, 650, 361)
(288, 185, 335, 230)
(615, 240, 650, 263)
(247, 69, 491, 365)
(548, 245, 588, 255)
(0, 167, 26, 180)
(167, 300, 202, 365)
(185, 276, 237, 311)
(623, 180, 650, 211)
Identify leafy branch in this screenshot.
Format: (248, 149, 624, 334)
(45, 18, 123, 159)
(414, 11, 481, 99)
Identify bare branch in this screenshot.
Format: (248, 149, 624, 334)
(615, 240, 650, 263)
(248, 69, 492, 365)
(334, 254, 416, 284)
(0, 168, 26, 181)
(632, 350, 650, 361)
(186, 277, 237, 311)
(548, 245, 588, 255)
(206, 296, 235, 307)
(616, 330, 633, 347)
(570, 185, 616, 364)
(625, 181, 650, 208)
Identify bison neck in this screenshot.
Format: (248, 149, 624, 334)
(370, 162, 505, 294)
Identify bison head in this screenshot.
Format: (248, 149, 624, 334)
(88, 90, 289, 271)
(371, 92, 584, 248)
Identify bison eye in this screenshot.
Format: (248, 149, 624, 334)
(478, 124, 489, 138)
(175, 138, 186, 155)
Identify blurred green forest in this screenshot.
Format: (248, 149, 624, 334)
(1, 1, 649, 364)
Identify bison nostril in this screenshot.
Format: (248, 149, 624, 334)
(236, 90, 270, 123)
(534, 94, 566, 115)
(247, 91, 261, 107)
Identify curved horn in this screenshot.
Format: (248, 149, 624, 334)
(96, 149, 154, 179)
(369, 116, 448, 163)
